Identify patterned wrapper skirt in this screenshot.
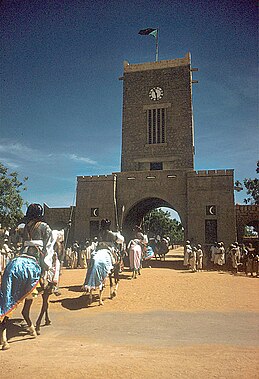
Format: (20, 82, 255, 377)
(143, 246, 155, 260)
(0, 256, 41, 319)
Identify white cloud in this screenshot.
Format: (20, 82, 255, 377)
(0, 140, 47, 162)
(0, 139, 97, 167)
(68, 154, 97, 165)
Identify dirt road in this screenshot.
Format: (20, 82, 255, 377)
(1, 248, 259, 378)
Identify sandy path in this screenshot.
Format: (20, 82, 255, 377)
(1, 248, 258, 378)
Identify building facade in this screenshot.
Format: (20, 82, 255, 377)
(44, 53, 237, 247)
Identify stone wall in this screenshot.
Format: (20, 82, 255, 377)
(186, 170, 236, 247)
(70, 168, 236, 246)
(73, 175, 117, 242)
(121, 54, 194, 172)
(43, 54, 237, 250)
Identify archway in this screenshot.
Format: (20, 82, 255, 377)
(242, 221, 259, 249)
(122, 197, 184, 242)
(236, 205, 259, 246)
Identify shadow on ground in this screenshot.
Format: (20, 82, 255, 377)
(50, 293, 110, 310)
(4, 318, 50, 343)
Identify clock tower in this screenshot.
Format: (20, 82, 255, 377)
(121, 53, 195, 172)
(44, 52, 237, 250)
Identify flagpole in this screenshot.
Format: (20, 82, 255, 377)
(138, 28, 159, 62)
(155, 28, 159, 62)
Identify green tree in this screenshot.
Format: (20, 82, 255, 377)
(235, 161, 259, 205)
(244, 225, 257, 237)
(0, 163, 28, 228)
(143, 208, 184, 243)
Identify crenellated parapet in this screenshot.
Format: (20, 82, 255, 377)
(77, 174, 115, 182)
(187, 169, 234, 177)
(236, 204, 259, 214)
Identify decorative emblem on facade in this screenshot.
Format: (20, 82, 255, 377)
(206, 205, 216, 216)
(91, 208, 99, 217)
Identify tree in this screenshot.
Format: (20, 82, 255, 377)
(0, 163, 28, 228)
(143, 208, 184, 243)
(235, 161, 259, 205)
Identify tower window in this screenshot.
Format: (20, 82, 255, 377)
(147, 108, 166, 144)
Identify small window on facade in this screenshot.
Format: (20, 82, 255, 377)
(205, 220, 217, 244)
(150, 162, 163, 170)
(147, 108, 166, 144)
(90, 221, 99, 240)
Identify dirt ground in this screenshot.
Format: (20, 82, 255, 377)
(1, 247, 259, 378)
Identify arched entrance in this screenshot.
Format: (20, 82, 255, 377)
(236, 204, 259, 246)
(122, 197, 184, 241)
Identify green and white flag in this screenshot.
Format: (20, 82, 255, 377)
(138, 28, 159, 61)
(138, 28, 158, 38)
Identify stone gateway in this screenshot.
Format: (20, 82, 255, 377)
(44, 53, 236, 248)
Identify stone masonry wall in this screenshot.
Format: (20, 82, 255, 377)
(187, 170, 236, 247)
(74, 175, 117, 242)
(121, 55, 194, 172)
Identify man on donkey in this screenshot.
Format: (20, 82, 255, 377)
(0, 203, 56, 350)
(83, 219, 124, 305)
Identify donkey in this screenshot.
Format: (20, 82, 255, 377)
(149, 237, 169, 261)
(84, 231, 125, 306)
(0, 231, 62, 350)
(84, 247, 114, 306)
(0, 258, 61, 350)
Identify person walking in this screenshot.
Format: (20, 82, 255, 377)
(214, 242, 225, 271)
(184, 240, 192, 268)
(196, 244, 203, 271)
(189, 245, 197, 272)
(246, 243, 256, 277)
(229, 243, 239, 275)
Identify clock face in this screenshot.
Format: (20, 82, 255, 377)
(149, 87, 164, 101)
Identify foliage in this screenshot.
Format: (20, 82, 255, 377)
(143, 208, 184, 243)
(0, 163, 28, 228)
(235, 161, 259, 205)
(244, 225, 258, 237)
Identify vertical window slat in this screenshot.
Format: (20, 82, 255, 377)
(147, 107, 166, 145)
(152, 109, 156, 144)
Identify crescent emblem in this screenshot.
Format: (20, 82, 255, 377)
(209, 206, 214, 215)
(93, 208, 98, 217)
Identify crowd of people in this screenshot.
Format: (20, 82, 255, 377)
(1, 226, 258, 281)
(0, 235, 23, 278)
(1, 204, 258, 351)
(63, 225, 159, 279)
(184, 240, 259, 277)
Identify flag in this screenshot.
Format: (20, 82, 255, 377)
(138, 28, 157, 38)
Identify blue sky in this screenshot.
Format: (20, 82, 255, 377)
(1, 0, 258, 212)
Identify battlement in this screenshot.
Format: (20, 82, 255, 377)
(188, 169, 234, 177)
(77, 174, 115, 182)
(123, 53, 191, 73)
(236, 204, 259, 214)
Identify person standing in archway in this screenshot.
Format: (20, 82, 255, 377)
(184, 240, 192, 268)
